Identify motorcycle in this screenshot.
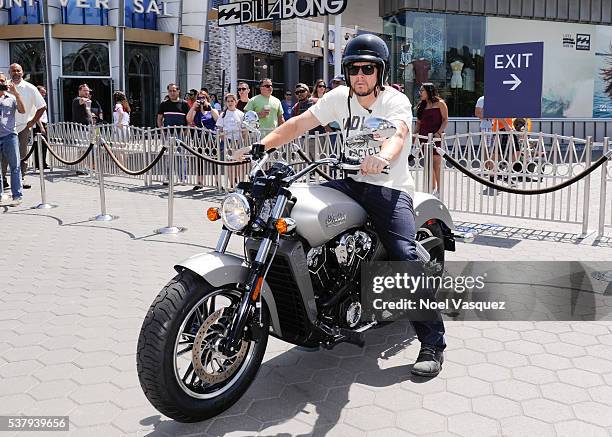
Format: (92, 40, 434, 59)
(136, 113, 461, 422)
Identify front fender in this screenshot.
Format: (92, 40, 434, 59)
(174, 252, 282, 336)
(413, 192, 455, 230)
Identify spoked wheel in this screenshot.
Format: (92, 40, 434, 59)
(137, 270, 269, 422)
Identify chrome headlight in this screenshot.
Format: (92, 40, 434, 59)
(221, 193, 251, 232)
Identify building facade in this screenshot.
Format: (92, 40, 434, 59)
(0, 0, 206, 126)
(2, 0, 610, 126)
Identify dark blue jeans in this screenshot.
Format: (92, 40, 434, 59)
(323, 178, 446, 350)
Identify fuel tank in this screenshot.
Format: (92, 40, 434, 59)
(289, 184, 367, 247)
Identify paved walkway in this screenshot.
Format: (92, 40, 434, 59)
(1, 171, 612, 437)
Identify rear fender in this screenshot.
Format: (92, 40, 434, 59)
(174, 252, 282, 336)
(413, 192, 455, 230)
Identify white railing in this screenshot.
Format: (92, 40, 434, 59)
(39, 123, 612, 238)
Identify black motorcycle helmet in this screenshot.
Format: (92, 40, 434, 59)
(342, 34, 390, 92)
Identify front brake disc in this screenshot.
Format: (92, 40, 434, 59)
(192, 308, 249, 385)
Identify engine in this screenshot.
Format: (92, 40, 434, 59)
(306, 229, 375, 328)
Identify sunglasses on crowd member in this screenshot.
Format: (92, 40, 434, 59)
(260, 84, 272, 88)
(317, 84, 326, 88)
(238, 87, 248, 91)
(295, 89, 307, 95)
(347, 64, 377, 76)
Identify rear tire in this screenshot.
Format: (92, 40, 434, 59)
(136, 270, 269, 422)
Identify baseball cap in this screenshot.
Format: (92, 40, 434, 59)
(332, 74, 345, 82)
(294, 83, 309, 91)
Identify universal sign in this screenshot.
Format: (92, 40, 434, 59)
(218, 0, 347, 27)
(0, 0, 170, 16)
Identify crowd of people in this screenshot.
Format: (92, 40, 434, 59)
(0, 58, 533, 203)
(0, 64, 47, 206)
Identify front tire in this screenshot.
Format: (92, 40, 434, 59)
(136, 270, 269, 422)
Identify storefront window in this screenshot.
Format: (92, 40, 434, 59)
(238, 52, 285, 98)
(5, 0, 42, 24)
(178, 49, 188, 98)
(125, 0, 157, 30)
(9, 41, 46, 87)
(62, 3, 108, 25)
(384, 12, 485, 117)
(62, 41, 110, 77)
(126, 44, 160, 127)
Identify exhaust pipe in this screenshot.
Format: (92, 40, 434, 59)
(453, 231, 476, 244)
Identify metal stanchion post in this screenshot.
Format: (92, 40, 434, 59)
(34, 133, 56, 209)
(598, 137, 609, 239)
(580, 136, 592, 238)
(426, 133, 434, 193)
(155, 137, 185, 234)
(91, 136, 117, 221)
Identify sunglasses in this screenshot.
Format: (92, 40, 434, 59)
(347, 64, 377, 76)
(317, 84, 326, 88)
(295, 89, 307, 94)
(238, 87, 248, 91)
(260, 84, 272, 88)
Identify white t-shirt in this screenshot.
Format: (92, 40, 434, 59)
(113, 103, 130, 126)
(14, 80, 46, 133)
(475, 96, 492, 130)
(216, 109, 244, 140)
(309, 85, 416, 198)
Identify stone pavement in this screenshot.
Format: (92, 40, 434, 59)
(1, 170, 612, 437)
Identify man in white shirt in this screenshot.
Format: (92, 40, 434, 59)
(235, 34, 446, 377)
(475, 95, 495, 149)
(1, 64, 46, 190)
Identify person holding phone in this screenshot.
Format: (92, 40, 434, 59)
(0, 71, 26, 205)
(186, 91, 219, 131)
(186, 91, 219, 190)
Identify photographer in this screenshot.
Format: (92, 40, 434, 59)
(186, 91, 219, 131)
(186, 91, 219, 190)
(0, 71, 26, 205)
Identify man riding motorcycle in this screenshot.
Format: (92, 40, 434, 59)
(234, 33, 446, 376)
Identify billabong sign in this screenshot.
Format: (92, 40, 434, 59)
(0, 0, 170, 16)
(218, 0, 347, 27)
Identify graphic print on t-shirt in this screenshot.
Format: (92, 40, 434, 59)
(308, 85, 416, 197)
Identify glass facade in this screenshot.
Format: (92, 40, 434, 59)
(6, 0, 42, 24)
(62, 41, 110, 77)
(238, 51, 285, 98)
(384, 12, 486, 117)
(125, 0, 157, 30)
(9, 41, 46, 87)
(62, 3, 108, 25)
(126, 44, 160, 127)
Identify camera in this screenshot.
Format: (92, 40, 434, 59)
(0, 84, 8, 91)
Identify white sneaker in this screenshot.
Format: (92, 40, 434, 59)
(432, 189, 440, 199)
(11, 197, 23, 206)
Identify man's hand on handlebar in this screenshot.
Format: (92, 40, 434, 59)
(360, 154, 390, 176)
(233, 146, 252, 161)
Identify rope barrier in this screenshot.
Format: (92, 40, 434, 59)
(43, 136, 94, 166)
(100, 140, 167, 176)
(436, 146, 612, 196)
(20, 144, 36, 163)
(175, 139, 250, 166)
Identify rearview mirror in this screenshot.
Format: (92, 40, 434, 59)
(242, 111, 260, 133)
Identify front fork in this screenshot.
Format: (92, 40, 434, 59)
(220, 192, 289, 355)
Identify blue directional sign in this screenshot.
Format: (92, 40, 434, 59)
(484, 42, 544, 118)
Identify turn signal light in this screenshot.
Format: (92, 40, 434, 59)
(275, 218, 296, 234)
(207, 207, 221, 221)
